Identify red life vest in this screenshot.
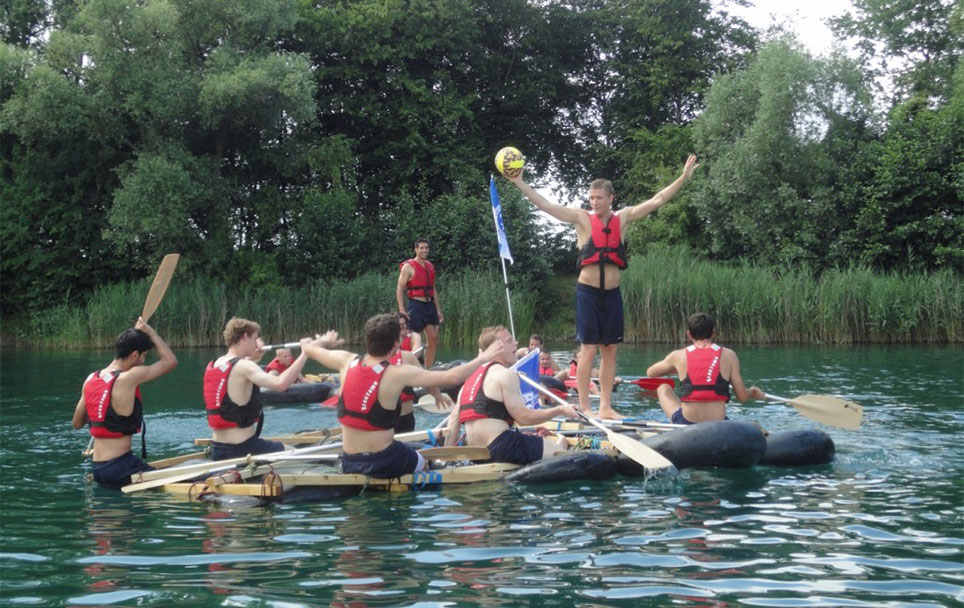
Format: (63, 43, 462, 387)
(680, 344, 731, 402)
(577, 213, 628, 271)
(458, 363, 513, 425)
(84, 370, 143, 438)
(399, 332, 413, 352)
(390, 351, 416, 402)
(265, 358, 289, 374)
(568, 360, 578, 378)
(539, 364, 555, 376)
(337, 356, 399, 431)
(204, 357, 264, 429)
(401, 259, 435, 298)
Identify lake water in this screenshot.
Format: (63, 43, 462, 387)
(1, 343, 962, 607)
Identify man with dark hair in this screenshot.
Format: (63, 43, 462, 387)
(203, 317, 331, 461)
(445, 326, 578, 464)
(646, 312, 765, 424)
(506, 156, 699, 419)
(396, 238, 443, 367)
(304, 313, 507, 479)
(72, 318, 178, 489)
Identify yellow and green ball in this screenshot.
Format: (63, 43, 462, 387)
(495, 147, 525, 178)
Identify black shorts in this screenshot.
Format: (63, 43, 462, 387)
(407, 298, 439, 332)
(210, 436, 285, 461)
(575, 283, 623, 346)
(342, 440, 423, 478)
(670, 409, 728, 425)
(92, 451, 155, 490)
(487, 429, 544, 465)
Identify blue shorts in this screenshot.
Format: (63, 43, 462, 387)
(407, 298, 439, 332)
(92, 451, 155, 490)
(575, 283, 623, 346)
(210, 436, 285, 461)
(342, 440, 423, 478)
(487, 430, 544, 465)
(670, 409, 728, 425)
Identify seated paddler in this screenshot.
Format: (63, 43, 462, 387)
(72, 318, 178, 489)
(445, 326, 579, 465)
(646, 312, 764, 424)
(303, 313, 507, 479)
(204, 317, 317, 461)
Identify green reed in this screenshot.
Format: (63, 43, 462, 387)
(621, 247, 963, 343)
(19, 270, 537, 349)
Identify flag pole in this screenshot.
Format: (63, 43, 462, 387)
(489, 175, 516, 340)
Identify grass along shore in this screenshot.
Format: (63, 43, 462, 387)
(7, 249, 961, 348)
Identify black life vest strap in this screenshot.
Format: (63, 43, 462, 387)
(140, 419, 147, 460)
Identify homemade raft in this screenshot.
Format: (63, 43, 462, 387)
(126, 420, 834, 503)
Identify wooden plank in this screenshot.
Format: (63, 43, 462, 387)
(148, 450, 209, 469)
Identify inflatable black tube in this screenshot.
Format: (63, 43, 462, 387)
(760, 429, 835, 466)
(507, 451, 618, 484)
(261, 382, 334, 404)
(540, 375, 566, 392)
(630, 420, 767, 472)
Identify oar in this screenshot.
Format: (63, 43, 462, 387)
(518, 374, 677, 479)
(83, 254, 180, 458)
(765, 393, 863, 430)
(140, 253, 180, 323)
(261, 342, 301, 351)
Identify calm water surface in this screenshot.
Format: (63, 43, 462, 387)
(1, 343, 962, 607)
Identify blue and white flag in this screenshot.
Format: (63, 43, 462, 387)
(511, 347, 541, 409)
(489, 176, 514, 264)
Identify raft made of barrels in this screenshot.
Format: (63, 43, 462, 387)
(261, 382, 334, 404)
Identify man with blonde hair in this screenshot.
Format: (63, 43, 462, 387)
(445, 326, 579, 464)
(506, 156, 699, 419)
(203, 317, 332, 461)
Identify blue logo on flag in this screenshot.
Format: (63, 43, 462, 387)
(511, 347, 541, 409)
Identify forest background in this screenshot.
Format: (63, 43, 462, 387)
(1, 0, 961, 347)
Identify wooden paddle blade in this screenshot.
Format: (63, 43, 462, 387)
(416, 394, 455, 414)
(631, 377, 675, 390)
(790, 394, 863, 430)
(141, 253, 179, 322)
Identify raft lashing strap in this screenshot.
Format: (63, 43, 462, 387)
(426, 429, 437, 446)
(575, 436, 602, 450)
(410, 470, 443, 490)
(261, 469, 282, 498)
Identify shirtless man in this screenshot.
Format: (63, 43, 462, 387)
(72, 318, 178, 489)
(397, 239, 443, 367)
(445, 326, 579, 464)
(506, 155, 699, 419)
(646, 312, 764, 424)
(203, 317, 321, 461)
(304, 313, 507, 479)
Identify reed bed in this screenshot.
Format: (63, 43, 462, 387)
(621, 247, 963, 343)
(19, 270, 537, 349)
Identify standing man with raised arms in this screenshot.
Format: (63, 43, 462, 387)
(72, 318, 178, 489)
(397, 238, 443, 368)
(505, 155, 699, 419)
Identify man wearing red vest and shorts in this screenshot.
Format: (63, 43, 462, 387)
(506, 155, 699, 419)
(646, 312, 765, 424)
(444, 326, 578, 464)
(204, 318, 325, 461)
(71, 318, 178, 489)
(304, 314, 506, 479)
(396, 238, 443, 368)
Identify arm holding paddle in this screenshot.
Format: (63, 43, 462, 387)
(500, 368, 579, 426)
(725, 350, 765, 403)
(237, 336, 313, 392)
(120, 318, 178, 385)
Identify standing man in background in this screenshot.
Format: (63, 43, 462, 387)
(506, 155, 699, 419)
(397, 238, 443, 367)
